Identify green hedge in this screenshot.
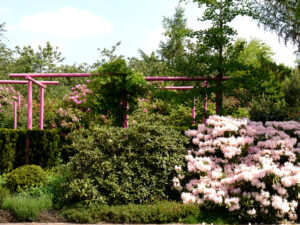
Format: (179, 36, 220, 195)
(0, 129, 60, 173)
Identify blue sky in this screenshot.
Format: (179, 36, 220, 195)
(0, 0, 298, 67)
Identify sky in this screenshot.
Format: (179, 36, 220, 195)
(0, 0, 298, 68)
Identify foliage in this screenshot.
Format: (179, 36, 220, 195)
(181, 0, 253, 114)
(61, 122, 189, 205)
(88, 58, 149, 126)
(223, 39, 290, 116)
(13, 42, 64, 74)
(158, 5, 191, 72)
(284, 69, 300, 109)
(175, 115, 300, 223)
(128, 50, 171, 76)
(250, 0, 300, 55)
(0, 129, 61, 173)
(1, 195, 52, 221)
(5, 165, 47, 192)
(249, 94, 288, 122)
(0, 186, 10, 204)
(182, 207, 241, 224)
(62, 201, 199, 223)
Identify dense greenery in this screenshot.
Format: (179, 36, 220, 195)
(0, 0, 299, 223)
(62, 201, 199, 223)
(88, 58, 149, 127)
(0, 129, 61, 173)
(1, 195, 52, 221)
(5, 165, 47, 192)
(61, 122, 188, 205)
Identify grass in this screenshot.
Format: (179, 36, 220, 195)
(1, 195, 52, 221)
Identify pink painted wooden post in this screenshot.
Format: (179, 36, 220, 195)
(27, 80, 33, 129)
(40, 87, 44, 130)
(202, 81, 208, 124)
(18, 94, 21, 123)
(122, 99, 129, 128)
(14, 101, 17, 129)
(25, 76, 46, 130)
(192, 98, 196, 125)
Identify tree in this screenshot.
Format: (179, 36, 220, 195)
(0, 23, 6, 41)
(0, 23, 13, 80)
(128, 50, 171, 76)
(284, 68, 300, 109)
(13, 42, 64, 73)
(158, 5, 191, 71)
(182, 0, 252, 114)
(250, 0, 300, 55)
(89, 58, 149, 127)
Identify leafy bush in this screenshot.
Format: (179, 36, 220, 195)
(5, 165, 47, 192)
(62, 201, 199, 223)
(249, 94, 288, 122)
(0, 186, 10, 203)
(88, 58, 149, 126)
(1, 195, 52, 221)
(61, 122, 189, 205)
(284, 69, 300, 109)
(175, 115, 300, 223)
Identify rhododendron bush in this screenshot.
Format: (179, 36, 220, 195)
(174, 115, 300, 223)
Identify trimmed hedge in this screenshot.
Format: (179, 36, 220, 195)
(0, 129, 60, 173)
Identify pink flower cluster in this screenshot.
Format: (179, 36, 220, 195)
(0, 86, 21, 110)
(55, 107, 82, 129)
(175, 115, 300, 222)
(64, 84, 92, 106)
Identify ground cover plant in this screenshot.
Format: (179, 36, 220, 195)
(62, 201, 199, 223)
(175, 115, 300, 223)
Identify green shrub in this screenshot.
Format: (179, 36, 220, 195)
(249, 94, 288, 122)
(0, 186, 10, 203)
(62, 201, 199, 223)
(1, 195, 52, 221)
(61, 122, 189, 205)
(5, 165, 47, 192)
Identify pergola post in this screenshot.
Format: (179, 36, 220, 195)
(40, 87, 44, 130)
(192, 97, 196, 125)
(27, 80, 33, 130)
(14, 101, 17, 129)
(17, 94, 21, 123)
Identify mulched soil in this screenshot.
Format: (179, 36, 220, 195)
(0, 209, 67, 223)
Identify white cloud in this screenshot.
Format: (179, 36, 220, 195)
(19, 7, 112, 38)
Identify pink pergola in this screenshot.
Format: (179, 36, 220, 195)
(10, 73, 90, 129)
(9, 73, 230, 129)
(1, 79, 59, 129)
(159, 86, 202, 124)
(145, 76, 230, 122)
